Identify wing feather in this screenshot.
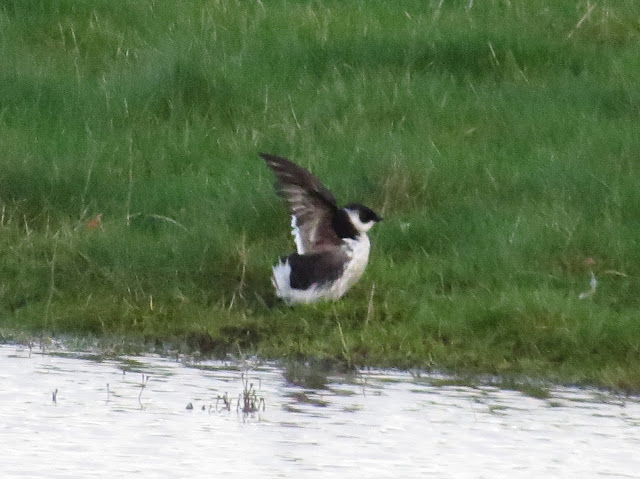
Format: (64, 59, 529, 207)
(260, 153, 341, 253)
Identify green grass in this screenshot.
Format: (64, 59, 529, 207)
(1, 0, 640, 390)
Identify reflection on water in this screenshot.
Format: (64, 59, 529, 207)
(0, 343, 638, 478)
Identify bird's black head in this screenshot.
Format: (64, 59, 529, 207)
(343, 203, 382, 233)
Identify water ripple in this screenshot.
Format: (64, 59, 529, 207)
(0, 344, 638, 478)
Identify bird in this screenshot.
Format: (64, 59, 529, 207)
(260, 153, 382, 304)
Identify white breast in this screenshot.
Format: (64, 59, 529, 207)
(327, 233, 371, 299)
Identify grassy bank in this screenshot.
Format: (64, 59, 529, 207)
(1, 0, 639, 390)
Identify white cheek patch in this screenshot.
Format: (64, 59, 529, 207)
(346, 210, 375, 233)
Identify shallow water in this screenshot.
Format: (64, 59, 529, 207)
(1, 343, 638, 478)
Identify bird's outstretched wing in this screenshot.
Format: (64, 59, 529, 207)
(260, 153, 341, 253)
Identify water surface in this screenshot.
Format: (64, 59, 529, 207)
(1, 343, 638, 478)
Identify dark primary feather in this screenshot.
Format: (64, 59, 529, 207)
(259, 153, 338, 207)
(285, 251, 348, 289)
(260, 153, 342, 252)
